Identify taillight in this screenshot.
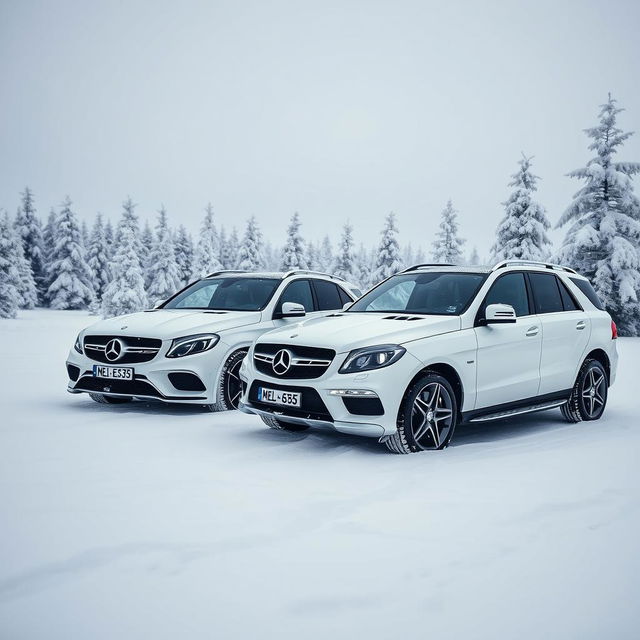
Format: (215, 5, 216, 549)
(611, 320, 618, 339)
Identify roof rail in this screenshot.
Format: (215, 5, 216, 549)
(284, 270, 347, 283)
(491, 259, 577, 275)
(204, 270, 249, 278)
(402, 263, 455, 272)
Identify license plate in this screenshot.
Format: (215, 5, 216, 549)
(258, 387, 301, 408)
(93, 365, 134, 380)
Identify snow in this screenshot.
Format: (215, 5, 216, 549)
(1, 310, 639, 639)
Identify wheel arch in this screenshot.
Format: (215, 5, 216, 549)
(403, 362, 465, 418)
(584, 348, 611, 385)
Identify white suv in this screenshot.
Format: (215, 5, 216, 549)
(66, 271, 360, 410)
(239, 261, 618, 453)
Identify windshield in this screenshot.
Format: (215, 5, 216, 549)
(348, 272, 487, 315)
(163, 277, 280, 311)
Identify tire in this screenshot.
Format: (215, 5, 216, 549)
(561, 358, 608, 423)
(209, 350, 247, 412)
(89, 393, 132, 404)
(384, 372, 458, 454)
(260, 414, 309, 432)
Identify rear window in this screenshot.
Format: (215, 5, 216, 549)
(529, 273, 563, 314)
(569, 277, 604, 310)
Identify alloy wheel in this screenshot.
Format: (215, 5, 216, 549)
(581, 367, 606, 418)
(225, 358, 244, 409)
(411, 382, 454, 450)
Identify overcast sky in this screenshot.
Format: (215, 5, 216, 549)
(1, 0, 639, 256)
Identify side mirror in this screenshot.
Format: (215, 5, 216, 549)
(153, 299, 164, 309)
(280, 302, 306, 318)
(483, 303, 517, 324)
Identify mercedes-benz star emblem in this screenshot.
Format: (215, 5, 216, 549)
(272, 349, 292, 375)
(105, 338, 123, 362)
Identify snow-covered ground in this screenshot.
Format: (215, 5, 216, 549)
(0, 310, 639, 639)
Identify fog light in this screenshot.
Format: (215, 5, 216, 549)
(328, 389, 378, 397)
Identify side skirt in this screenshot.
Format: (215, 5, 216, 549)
(461, 390, 571, 424)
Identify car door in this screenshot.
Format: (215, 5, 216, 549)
(474, 272, 542, 409)
(528, 272, 591, 395)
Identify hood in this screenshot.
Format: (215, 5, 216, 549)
(257, 312, 462, 352)
(81, 309, 262, 340)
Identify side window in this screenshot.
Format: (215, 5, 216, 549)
(276, 279, 314, 315)
(483, 273, 530, 317)
(313, 280, 343, 311)
(557, 278, 580, 311)
(338, 287, 353, 306)
(569, 277, 604, 310)
(529, 273, 563, 314)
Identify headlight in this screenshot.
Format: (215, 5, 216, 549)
(339, 344, 406, 374)
(166, 333, 219, 358)
(74, 334, 83, 354)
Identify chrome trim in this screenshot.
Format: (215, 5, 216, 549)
(254, 353, 331, 367)
(238, 401, 331, 428)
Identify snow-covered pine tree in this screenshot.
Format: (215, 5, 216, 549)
(355, 243, 372, 289)
(556, 94, 640, 335)
(101, 198, 148, 317)
(334, 223, 357, 283)
(104, 219, 115, 259)
(147, 206, 182, 302)
(191, 203, 222, 278)
(174, 224, 194, 285)
(14, 187, 46, 302)
(468, 246, 481, 265)
(237, 216, 265, 271)
(0, 212, 22, 319)
(141, 219, 154, 287)
(281, 212, 308, 270)
(317, 235, 334, 273)
(86, 213, 111, 304)
(7, 213, 38, 309)
(432, 200, 465, 264)
(262, 241, 279, 270)
(46, 197, 95, 310)
(306, 240, 319, 271)
(372, 213, 404, 282)
(226, 228, 240, 269)
(41, 208, 58, 305)
(491, 155, 551, 263)
(81, 220, 90, 248)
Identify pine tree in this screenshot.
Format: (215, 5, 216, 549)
(306, 240, 319, 271)
(141, 219, 154, 286)
(0, 212, 22, 319)
(147, 206, 182, 302)
(86, 213, 111, 304)
(174, 224, 194, 285)
(334, 223, 357, 283)
(14, 187, 46, 302)
(432, 200, 465, 263)
(556, 94, 640, 335)
(281, 212, 308, 270)
(220, 227, 239, 269)
(101, 198, 148, 317)
(42, 208, 58, 304)
(191, 203, 222, 277)
(491, 155, 551, 262)
(104, 219, 115, 260)
(81, 220, 90, 248)
(372, 213, 404, 282)
(7, 213, 38, 309)
(46, 197, 95, 310)
(355, 243, 372, 289)
(317, 235, 334, 272)
(237, 216, 265, 271)
(468, 246, 481, 265)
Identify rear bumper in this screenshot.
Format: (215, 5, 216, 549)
(239, 400, 386, 438)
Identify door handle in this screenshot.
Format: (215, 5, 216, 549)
(576, 320, 586, 330)
(525, 326, 539, 337)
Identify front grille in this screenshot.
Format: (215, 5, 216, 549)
(253, 343, 335, 379)
(83, 335, 162, 364)
(248, 380, 333, 422)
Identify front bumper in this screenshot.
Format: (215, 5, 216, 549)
(239, 348, 424, 438)
(65, 340, 232, 404)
